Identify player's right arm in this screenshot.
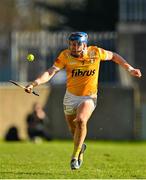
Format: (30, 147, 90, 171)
(25, 66, 59, 93)
(25, 50, 66, 93)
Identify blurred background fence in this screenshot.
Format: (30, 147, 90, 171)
(119, 0, 146, 22)
(0, 31, 117, 83)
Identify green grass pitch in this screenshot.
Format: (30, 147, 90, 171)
(0, 140, 146, 179)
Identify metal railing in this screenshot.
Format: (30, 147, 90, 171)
(119, 0, 146, 22)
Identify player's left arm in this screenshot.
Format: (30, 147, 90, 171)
(104, 50, 142, 78)
(111, 52, 142, 78)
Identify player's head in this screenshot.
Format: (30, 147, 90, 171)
(68, 32, 88, 57)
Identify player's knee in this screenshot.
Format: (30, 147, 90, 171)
(75, 116, 86, 129)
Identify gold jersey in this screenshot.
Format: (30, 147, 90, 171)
(53, 46, 113, 96)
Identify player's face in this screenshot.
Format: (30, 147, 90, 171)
(69, 40, 86, 57)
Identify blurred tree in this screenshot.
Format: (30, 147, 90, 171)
(0, 0, 118, 32)
(0, 0, 40, 32)
(0, 0, 15, 32)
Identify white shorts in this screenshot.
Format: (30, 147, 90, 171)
(63, 91, 97, 115)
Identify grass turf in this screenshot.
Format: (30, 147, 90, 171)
(0, 140, 146, 179)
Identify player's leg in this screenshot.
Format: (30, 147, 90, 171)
(64, 111, 88, 161)
(65, 114, 80, 169)
(65, 100, 95, 169)
(72, 99, 94, 161)
(65, 114, 76, 136)
(78, 143, 86, 167)
(65, 114, 87, 168)
(63, 91, 96, 169)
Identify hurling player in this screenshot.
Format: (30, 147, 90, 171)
(25, 32, 142, 170)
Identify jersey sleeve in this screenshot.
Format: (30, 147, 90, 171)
(53, 50, 66, 70)
(98, 48, 113, 61)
